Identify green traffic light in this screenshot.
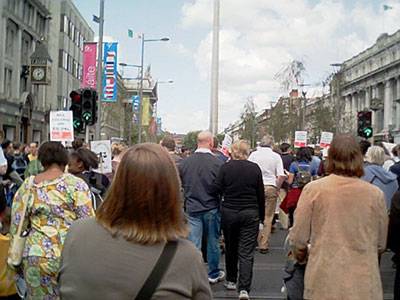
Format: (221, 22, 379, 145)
(82, 112, 92, 121)
(73, 119, 82, 129)
(363, 127, 373, 138)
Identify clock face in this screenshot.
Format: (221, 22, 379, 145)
(32, 67, 45, 81)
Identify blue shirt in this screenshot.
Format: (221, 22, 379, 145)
(289, 161, 318, 188)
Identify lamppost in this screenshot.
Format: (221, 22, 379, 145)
(137, 35, 169, 144)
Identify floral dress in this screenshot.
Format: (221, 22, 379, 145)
(9, 174, 95, 300)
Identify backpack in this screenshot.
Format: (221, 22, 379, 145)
(295, 163, 312, 188)
(11, 155, 27, 177)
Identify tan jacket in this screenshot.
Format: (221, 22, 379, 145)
(289, 174, 388, 300)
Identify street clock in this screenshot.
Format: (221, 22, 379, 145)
(31, 66, 47, 82)
(30, 41, 52, 85)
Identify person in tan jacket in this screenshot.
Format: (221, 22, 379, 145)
(289, 134, 388, 300)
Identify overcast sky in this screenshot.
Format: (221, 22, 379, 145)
(74, 0, 400, 134)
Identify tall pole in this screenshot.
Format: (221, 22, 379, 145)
(137, 34, 145, 144)
(95, 0, 104, 140)
(209, 0, 220, 135)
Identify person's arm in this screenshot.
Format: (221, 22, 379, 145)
(210, 164, 225, 196)
(73, 182, 95, 219)
(256, 166, 265, 222)
(287, 162, 297, 185)
(275, 157, 286, 189)
(289, 183, 314, 261)
(8, 180, 30, 244)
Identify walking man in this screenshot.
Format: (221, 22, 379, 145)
(249, 135, 286, 253)
(179, 131, 225, 283)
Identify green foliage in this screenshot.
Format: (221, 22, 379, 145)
(309, 100, 337, 140)
(183, 130, 201, 151)
(240, 98, 258, 148)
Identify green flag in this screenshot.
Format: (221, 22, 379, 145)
(128, 29, 134, 38)
(383, 4, 393, 11)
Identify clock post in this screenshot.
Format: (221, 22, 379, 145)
(30, 41, 52, 85)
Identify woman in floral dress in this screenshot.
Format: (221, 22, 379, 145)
(9, 141, 94, 299)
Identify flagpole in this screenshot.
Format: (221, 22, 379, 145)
(95, 0, 104, 141)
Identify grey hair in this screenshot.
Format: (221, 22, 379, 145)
(365, 146, 385, 166)
(197, 131, 213, 144)
(260, 135, 274, 147)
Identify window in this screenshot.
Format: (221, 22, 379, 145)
(71, 23, 75, 42)
(4, 68, 13, 98)
(7, 0, 16, 13)
(28, 4, 34, 26)
(59, 50, 69, 70)
(72, 60, 78, 78)
(78, 64, 83, 80)
(36, 13, 46, 36)
(68, 21, 73, 38)
(61, 15, 69, 33)
(23, 1, 29, 23)
(5, 20, 17, 57)
(21, 32, 32, 65)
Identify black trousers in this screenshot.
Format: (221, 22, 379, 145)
(221, 207, 259, 292)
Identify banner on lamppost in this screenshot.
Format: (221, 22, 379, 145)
(102, 42, 118, 102)
(132, 95, 140, 112)
(141, 95, 150, 126)
(81, 42, 97, 89)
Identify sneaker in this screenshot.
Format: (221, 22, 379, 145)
(208, 270, 225, 284)
(224, 281, 237, 290)
(239, 290, 250, 300)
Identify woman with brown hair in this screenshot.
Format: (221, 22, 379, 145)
(58, 143, 212, 299)
(289, 134, 388, 300)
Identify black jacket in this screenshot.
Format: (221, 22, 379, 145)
(388, 191, 400, 261)
(179, 152, 223, 214)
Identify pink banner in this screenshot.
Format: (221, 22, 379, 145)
(81, 42, 97, 89)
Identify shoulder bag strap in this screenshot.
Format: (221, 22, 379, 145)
(16, 177, 35, 236)
(135, 240, 178, 300)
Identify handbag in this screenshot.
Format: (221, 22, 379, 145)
(7, 177, 34, 267)
(135, 240, 178, 300)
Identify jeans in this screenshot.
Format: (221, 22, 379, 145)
(222, 207, 259, 292)
(259, 185, 278, 250)
(188, 208, 221, 279)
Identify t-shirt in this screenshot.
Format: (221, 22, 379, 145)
(289, 161, 318, 188)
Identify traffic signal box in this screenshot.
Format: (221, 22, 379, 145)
(69, 89, 98, 133)
(69, 90, 83, 132)
(357, 111, 373, 139)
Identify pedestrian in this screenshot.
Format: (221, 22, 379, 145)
(179, 131, 225, 283)
(27, 142, 38, 162)
(289, 134, 388, 300)
(389, 145, 400, 188)
(24, 142, 43, 178)
(307, 146, 321, 172)
(280, 143, 294, 172)
(59, 143, 212, 299)
(11, 142, 28, 180)
(68, 148, 110, 210)
(110, 142, 127, 179)
(281, 147, 317, 227)
(248, 135, 286, 254)
(212, 137, 229, 162)
(161, 136, 183, 165)
(362, 146, 398, 209)
(213, 140, 264, 300)
(8, 141, 94, 299)
(388, 190, 400, 300)
(359, 140, 371, 161)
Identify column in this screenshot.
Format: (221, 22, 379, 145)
(351, 93, 357, 115)
(345, 95, 351, 114)
(384, 80, 393, 130)
(365, 87, 371, 109)
(396, 78, 400, 129)
(371, 85, 377, 132)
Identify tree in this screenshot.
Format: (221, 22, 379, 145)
(274, 60, 306, 92)
(183, 131, 201, 151)
(240, 97, 257, 148)
(308, 100, 337, 142)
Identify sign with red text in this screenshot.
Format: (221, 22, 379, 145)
(320, 132, 333, 148)
(50, 111, 74, 142)
(294, 131, 307, 148)
(81, 42, 97, 89)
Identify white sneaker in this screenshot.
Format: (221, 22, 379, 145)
(239, 290, 250, 300)
(208, 270, 225, 284)
(224, 281, 237, 290)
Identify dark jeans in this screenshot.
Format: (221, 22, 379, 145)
(222, 207, 259, 292)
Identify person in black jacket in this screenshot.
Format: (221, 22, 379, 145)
(388, 191, 400, 299)
(213, 140, 265, 300)
(178, 131, 225, 284)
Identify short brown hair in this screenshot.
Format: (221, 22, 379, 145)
(326, 134, 364, 178)
(38, 141, 69, 168)
(161, 136, 176, 152)
(96, 143, 188, 244)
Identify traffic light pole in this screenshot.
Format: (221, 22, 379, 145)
(85, 124, 90, 144)
(95, 0, 104, 141)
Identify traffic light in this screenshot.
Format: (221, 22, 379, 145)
(81, 88, 98, 125)
(357, 111, 373, 139)
(69, 90, 83, 132)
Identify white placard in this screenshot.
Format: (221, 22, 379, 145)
(294, 131, 307, 148)
(221, 134, 233, 157)
(320, 132, 333, 148)
(90, 140, 112, 174)
(49, 111, 74, 142)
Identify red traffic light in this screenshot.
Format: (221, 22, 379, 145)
(70, 90, 82, 103)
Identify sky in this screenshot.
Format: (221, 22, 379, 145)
(74, 0, 400, 134)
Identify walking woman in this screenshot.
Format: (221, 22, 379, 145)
(289, 135, 388, 300)
(8, 141, 94, 299)
(59, 144, 212, 299)
(213, 140, 265, 300)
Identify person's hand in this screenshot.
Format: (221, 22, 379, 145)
(259, 223, 264, 231)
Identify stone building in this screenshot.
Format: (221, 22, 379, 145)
(0, 0, 93, 144)
(339, 31, 400, 143)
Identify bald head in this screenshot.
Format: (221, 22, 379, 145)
(197, 131, 214, 149)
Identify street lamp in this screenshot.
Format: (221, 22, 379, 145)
(137, 35, 170, 144)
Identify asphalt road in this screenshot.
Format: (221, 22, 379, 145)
(212, 226, 396, 300)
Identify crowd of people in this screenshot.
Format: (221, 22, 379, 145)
(0, 132, 400, 299)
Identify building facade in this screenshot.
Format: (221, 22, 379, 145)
(339, 31, 400, 143)
(0, 0, 93, 144)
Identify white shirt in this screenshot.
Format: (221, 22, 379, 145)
(248, 147, 285, 186)
(195, 148, 213, 155)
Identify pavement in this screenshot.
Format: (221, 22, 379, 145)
(212, 226, 396, 300)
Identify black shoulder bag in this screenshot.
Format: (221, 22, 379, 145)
(135, 240, 178, 300)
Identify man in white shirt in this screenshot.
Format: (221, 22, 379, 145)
(249, 135, 286, 253)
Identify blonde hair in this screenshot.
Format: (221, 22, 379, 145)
(365, 146, 385, 166)
(112, 143, 127, 157)
(230, 140, 250, 160)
